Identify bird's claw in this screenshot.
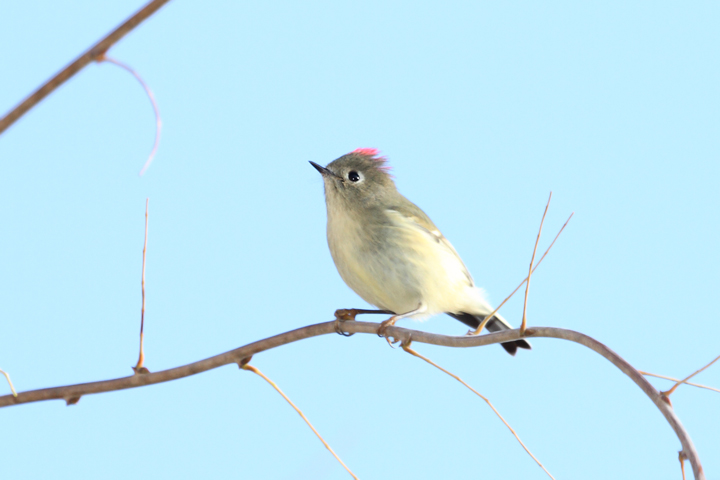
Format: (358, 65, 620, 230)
(335, 321, 354, 336)
(384, 334, 403, 348)
(376, 317, 397, 338)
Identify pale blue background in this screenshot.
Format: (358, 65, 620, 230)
(1, 1, 718, 479)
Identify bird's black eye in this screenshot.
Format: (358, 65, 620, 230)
(348, 171, 360, 182)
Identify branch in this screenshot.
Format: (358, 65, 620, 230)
(133, 198, 150, 374)
(472, 211, 573, 335)
(663, 353, 720, 397)
(521, 191, 551, 333)
(639, 371, 720, 394)
(99, 57, 162, 176)
(0, 0, 171, 135)
(0, 369, 17, 397)
(402, 342, 555, 479)
(241, 360, 359, 479)
(0, 321, 704, 479)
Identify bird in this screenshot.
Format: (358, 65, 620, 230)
(310, 148, 531, 355)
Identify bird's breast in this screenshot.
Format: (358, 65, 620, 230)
(325, 202, 424, 313)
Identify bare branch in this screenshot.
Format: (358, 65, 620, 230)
(0, 369, 17, 397)
(241, 359, 359, 479)
(680, 451, 688, 480)
(98, 57, 162, 176)
(663, 353, 720, 397)
(472, 211, 573, 335)
(0, 0, 171, 135)
(0, 322, 705, 479)
(402, 342, 554, 479)
(520, 192, 552, 334)
(133, 199, 150, 374)
(639, 371, 720, 394)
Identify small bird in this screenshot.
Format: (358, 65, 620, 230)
(310, 148, 531, 355)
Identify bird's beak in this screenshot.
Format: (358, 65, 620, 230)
(309, 161, 341, 179)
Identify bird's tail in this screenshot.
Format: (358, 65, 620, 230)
(447, 312, 532, 356)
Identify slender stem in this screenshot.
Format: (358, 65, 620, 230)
(98, 57, 162, 176)
(473, 212, 573, 335)
(680, 451, 688, 480)
(0, 0, 172, 135)
(638, 371, 720, 394)
(0, 322, 705, 479)
(663, 353, 720, 397)
(402, 343, 554, 479)
(0, 369, 17, 397)
(241, 363, 359, 479)
(134, 199, 149, 373)
(521, 192, 551, 334)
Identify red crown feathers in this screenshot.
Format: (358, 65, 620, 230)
(352, 148, 391, 172)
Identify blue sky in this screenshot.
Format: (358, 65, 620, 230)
(1, 1, 718, 478)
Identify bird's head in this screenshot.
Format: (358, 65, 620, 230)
(310, 148, 396, 207)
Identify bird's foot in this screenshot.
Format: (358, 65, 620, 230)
(378, 317, 402, 348)
(333, 308, 395, 336)
(377, 316, 398, 338)
(334, 308, 360, 321)
(333, 309, 358, 336)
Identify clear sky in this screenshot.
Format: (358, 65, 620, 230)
(1, 1, 718, 479)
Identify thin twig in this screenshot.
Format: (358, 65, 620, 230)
(98, 56, 162, 176)
(0, 369, 17, 397)
(638, 371, 720, 394)
(521, 192, 551, 334)
(473, 212, 574, 335)
(133, 199, 150, 374)
(0, 0, 171, 135)
(663, 353, 720, 397)
(402, 342, 554, 479)
(241, 361, 359, 480)
(0, 322, 706, 479)
(680, 451, 688, 480)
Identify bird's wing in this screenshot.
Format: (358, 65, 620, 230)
(386, 200, 475, 287)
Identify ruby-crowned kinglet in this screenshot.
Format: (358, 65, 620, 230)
(310, 148, 531, 355)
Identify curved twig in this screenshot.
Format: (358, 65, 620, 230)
(0, 369, 18, 397)
(0, 0, 171, 135)
(0, 322, 705, 479)
(98, 57, 162, 176)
